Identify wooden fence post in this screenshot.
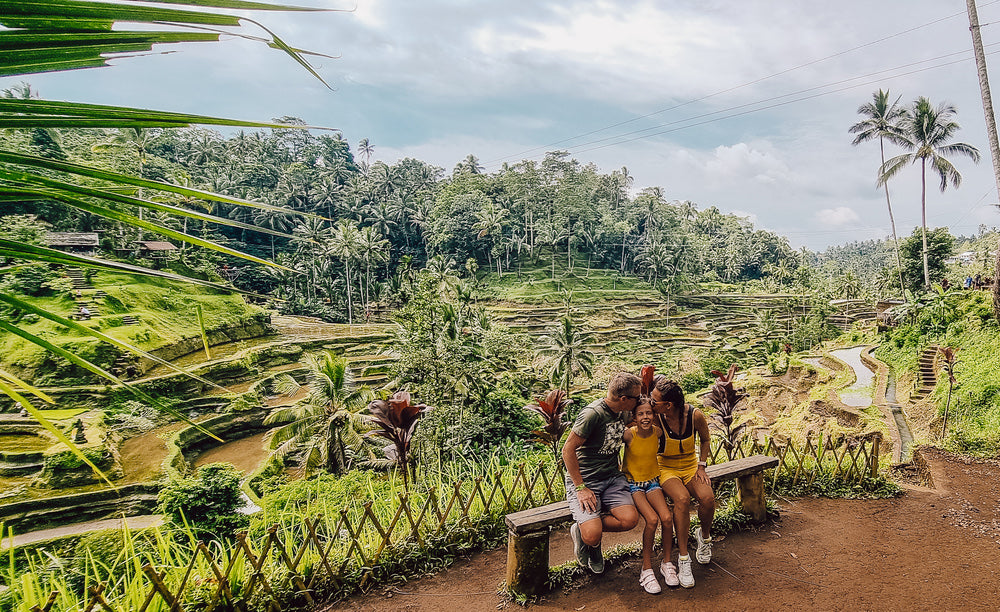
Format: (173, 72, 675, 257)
(870, 434, 880, 479)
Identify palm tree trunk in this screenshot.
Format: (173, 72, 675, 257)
(921, 160, 931, 290)
(967, 0, 1000, 320)
(345, 264, 354, 323)
(880, 137, 906, 296)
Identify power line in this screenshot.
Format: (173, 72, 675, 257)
(481, 0, 1000, 166)
(494, 45, 997, 163)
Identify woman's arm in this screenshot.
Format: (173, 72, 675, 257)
(692, 407, 712, 485)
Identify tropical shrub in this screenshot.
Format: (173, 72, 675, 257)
(157, 463, 248, 538)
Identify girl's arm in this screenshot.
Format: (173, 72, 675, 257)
(623, 426, 633, 445)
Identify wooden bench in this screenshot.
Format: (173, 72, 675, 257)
(503, 454, 779, 596)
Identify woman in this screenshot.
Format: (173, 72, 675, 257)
(649, 378, 715, 589)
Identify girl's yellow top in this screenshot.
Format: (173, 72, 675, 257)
(624, 426, 660, 482)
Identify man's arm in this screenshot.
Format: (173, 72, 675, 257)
(562, 431, 598, 513)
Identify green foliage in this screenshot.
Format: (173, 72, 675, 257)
(680, 369, 713, 393)
(878, 291, 1000, 454)
(158, 463, 248, 538)
(71, 529, 158, 590)
(1, 264, 59, 297)
(42, 446, 111, 472)
(251, 470, 396, 535)
(899, 227, 956, 292)
(773, 474, 903, 499)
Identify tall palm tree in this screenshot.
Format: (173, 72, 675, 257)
(537, 316, 595, 396)
(328, 219, 362, 323)
(264, 351, 373, 475)
(473, 202, 509, 276)
(881, 97, 981, 290)
(850, 90, 910, 296)
(357, 137, 374, 164)
(357, 224, 389, 312)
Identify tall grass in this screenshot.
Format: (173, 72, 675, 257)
(1, 450, 560, 610)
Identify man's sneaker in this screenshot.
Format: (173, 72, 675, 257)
(570, 523, 588, 568)
(695, 527, 713, 564)
(588, 540, 605, 574)
(677, 554, 695, 588)
(659, 561, 680, 587)
(639, 568, 661, 594)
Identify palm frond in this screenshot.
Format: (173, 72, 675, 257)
(0, 0, 332, 86)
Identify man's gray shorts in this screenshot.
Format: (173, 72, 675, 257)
(565, 473, 634, 523)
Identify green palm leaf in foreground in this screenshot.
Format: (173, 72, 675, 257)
(0, 0, 338, 478)
(0, 0, 334, 83)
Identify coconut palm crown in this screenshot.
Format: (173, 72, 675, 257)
(879, 97, 981, 290)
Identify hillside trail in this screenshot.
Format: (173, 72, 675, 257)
(323, 447, 1000, 612)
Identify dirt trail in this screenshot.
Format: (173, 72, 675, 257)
(325, 447, 1000, 612)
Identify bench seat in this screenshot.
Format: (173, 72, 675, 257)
(504, 454, 779, 596)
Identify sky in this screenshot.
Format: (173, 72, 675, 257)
(7, 0, 1000, 251)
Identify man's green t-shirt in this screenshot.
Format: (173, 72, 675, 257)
(571, 399, 630, 484)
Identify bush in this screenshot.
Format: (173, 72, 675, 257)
(158, 463, 248, 538)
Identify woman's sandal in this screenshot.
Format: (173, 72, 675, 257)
(639, 568, 662, 594)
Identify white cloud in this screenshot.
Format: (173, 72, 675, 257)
(816, 207, 861, 227)
(704, 143, 792, 185)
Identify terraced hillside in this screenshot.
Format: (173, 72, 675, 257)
(487, 294, 875, 370)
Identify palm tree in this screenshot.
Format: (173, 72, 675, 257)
(472, 202, 509, 276)
(253, 207, 293, 259)
(357, 225, 389, 312)
(850, 90, 910, 297)
(357, 138, 374, 164)
(537, 316, 595, 396)
(264, 351, 373, 475)
(880, 97, 981, 290)
(327, 219, 362, 323)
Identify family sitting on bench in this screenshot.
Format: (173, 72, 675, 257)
(563, 370, 715, 595)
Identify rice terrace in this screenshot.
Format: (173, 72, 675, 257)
(2, 1, 1000, 611)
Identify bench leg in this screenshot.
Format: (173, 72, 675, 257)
(506, 529, 549, 597)
(736, 472, 768, 523)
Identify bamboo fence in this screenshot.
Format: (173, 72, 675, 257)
(25, 433, 882, 612)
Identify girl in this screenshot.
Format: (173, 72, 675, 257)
(623, 401, 677, 594)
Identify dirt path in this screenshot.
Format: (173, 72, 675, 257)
(325, 447, 1000, 611)
(1, 515, 163, 550)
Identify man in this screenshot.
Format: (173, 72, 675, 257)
(562, 372, 641, 573)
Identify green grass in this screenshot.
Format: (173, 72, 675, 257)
(0, 270, 266, 386)
(481, 265, 658, 303)
(876, 291, 1000, 455)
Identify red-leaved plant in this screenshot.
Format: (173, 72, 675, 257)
(640, 364, 657, 397)
(704, 364, 749, 460)
(366, 391, 431, 491)
(524, 389, 573, 467)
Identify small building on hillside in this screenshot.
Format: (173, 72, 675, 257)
(45, 232, 100, 256)
(137, 240, 178, 261)
(945, 251, 977, 265)
(875, 299, 905, 329)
